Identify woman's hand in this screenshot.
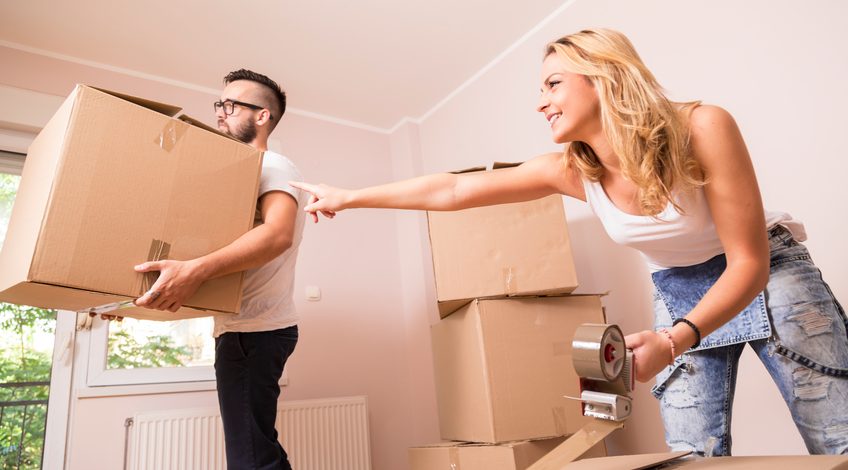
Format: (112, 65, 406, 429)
(289, 181, 346, 223)
(625, 330, 675, 382)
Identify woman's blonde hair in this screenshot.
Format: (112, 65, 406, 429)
(545, 28, 704, 216)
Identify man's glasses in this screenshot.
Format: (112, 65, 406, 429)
(213, 99, 273, 120)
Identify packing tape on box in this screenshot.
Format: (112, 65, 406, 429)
(502, 267, 518, 294)
(552, 406, 569, 435)
(448, 447, 461, 470)
(139, 239, 171, 295)
(527, 419, 623, 470)
(156, 120, 189, 152)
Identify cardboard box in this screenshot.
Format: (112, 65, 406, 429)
(409, 435, 606, 470)
(0, 85, 262, 319)
(427, 166, 578, 317)
(562, 451, 848, 469)
(431, 295, 605, 443)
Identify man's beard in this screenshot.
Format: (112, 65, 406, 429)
(226, 120, 257, 144)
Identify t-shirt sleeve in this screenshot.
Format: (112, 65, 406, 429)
(259, 152, 303, 207)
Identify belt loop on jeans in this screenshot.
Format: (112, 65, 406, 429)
(768, 224, 790, 241)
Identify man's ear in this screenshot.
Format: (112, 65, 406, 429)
(255, 109, 272, 127)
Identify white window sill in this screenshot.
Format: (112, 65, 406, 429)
(75, 380, 218, 399)
(75, 375, 288, 399)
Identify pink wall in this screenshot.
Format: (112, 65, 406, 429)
(1, 45, 438, 470)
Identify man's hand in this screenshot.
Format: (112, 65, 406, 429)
(89, 312, 124, 321)
(133, 259, 205, 312)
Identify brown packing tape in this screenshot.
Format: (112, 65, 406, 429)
(448, 447, 461, 470)
(140, 239, 170, 295)
(527, 419, 623, 470)
(552, 406, 569, 435)
(155, 119, 189, 152)
(502, 266, 517, 294)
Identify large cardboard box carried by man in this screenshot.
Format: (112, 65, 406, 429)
(0, 85, 262, 320)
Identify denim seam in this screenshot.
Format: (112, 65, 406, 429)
(722, 346, 736, 456)
(770, 254, 811, 268)
(672, 294, 771, 351)
(817, 266, 848, 334)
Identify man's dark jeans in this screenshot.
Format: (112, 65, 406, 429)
(215, 326, 299, 470)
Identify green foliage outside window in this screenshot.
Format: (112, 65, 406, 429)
(0, 303, 54, 470)
(106, 327, 191, 369)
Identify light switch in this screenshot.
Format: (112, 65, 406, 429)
(305, 285, 321, 301)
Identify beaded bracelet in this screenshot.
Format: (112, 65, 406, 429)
(657, 328, 677, 365)
(673, 317, 702, 349)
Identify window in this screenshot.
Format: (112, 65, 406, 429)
(107, 317, 215, 370)
(0, 150, 22, 251)
(0, 150, 56, 469)
(87, 316, 217, 386)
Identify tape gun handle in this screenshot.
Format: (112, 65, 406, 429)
(623, 347, 635, 393)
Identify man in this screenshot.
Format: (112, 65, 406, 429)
(134, 69, 306, 470)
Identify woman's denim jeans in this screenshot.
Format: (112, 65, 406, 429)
(651, 225, 848, 455)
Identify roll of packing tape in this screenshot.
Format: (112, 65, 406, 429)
(572, 323, 626, 382)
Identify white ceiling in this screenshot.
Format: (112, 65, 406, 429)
(0, 0, 567, 130)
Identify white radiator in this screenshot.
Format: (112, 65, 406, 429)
(127, 396, 371, 470)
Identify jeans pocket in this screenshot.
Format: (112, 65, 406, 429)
(216, 332, 248, 361)
(273, 326, 299, 359)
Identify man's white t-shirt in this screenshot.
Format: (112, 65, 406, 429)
(213, 151, 307, 337)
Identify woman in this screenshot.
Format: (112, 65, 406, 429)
(291, 29, 848, 455)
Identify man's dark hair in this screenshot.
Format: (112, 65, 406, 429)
(224, 69, 287, 129)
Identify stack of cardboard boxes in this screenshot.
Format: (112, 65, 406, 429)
(0, 85, 262, 320)
(408, 165, 608, 469)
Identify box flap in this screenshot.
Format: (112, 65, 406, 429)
(409, 435, 606, 470)
(527, 419, 623, 470)
(0, 281, 130, 312)
(89, 85, 182, 117)
(178, 114, 241, 142)
(562, 451, 691, 470)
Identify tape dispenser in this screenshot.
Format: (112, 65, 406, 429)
(571, 323, 634, 422)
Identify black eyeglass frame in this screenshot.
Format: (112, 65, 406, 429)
(213, 99, 274, 120)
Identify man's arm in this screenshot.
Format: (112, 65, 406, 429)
(134, 190, 299, 312)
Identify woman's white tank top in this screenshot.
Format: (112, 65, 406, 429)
(581, 179, 806, 272)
